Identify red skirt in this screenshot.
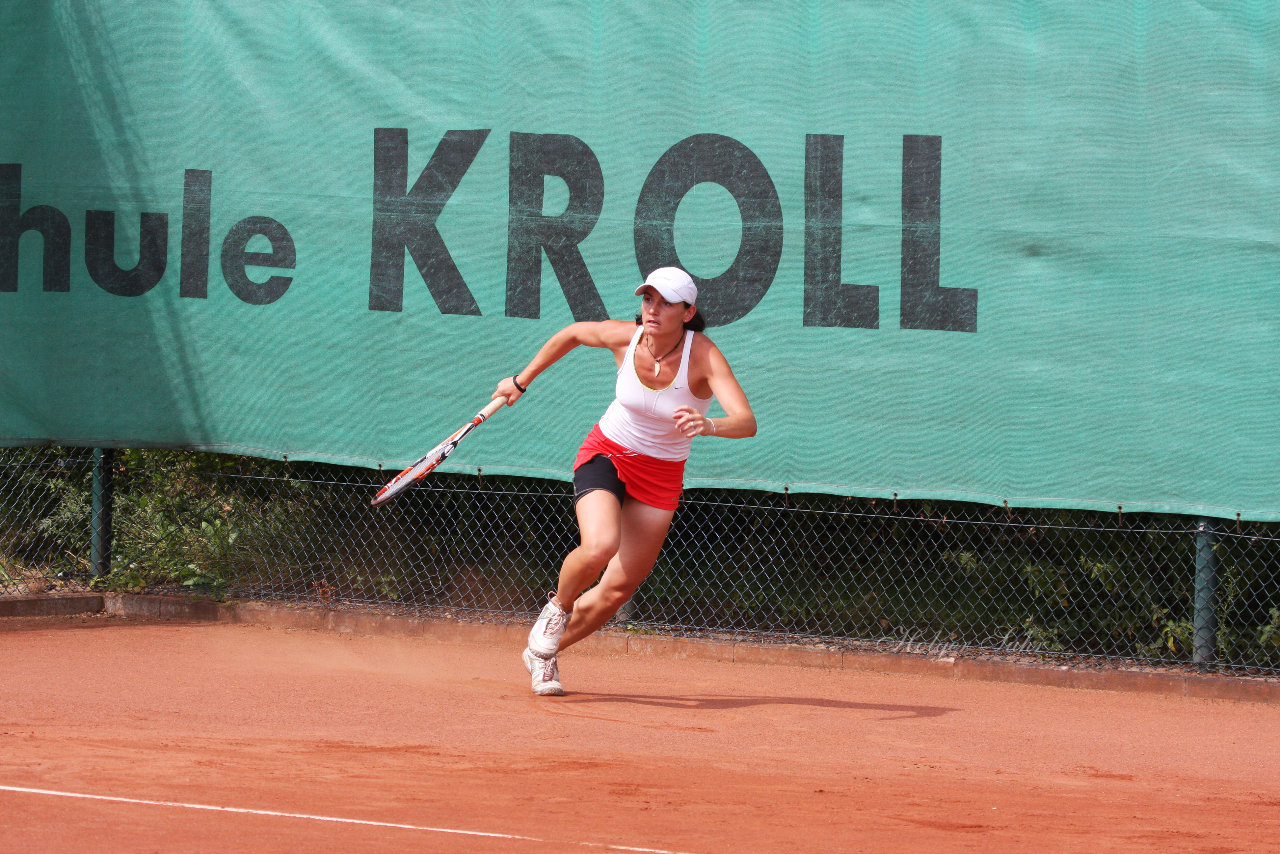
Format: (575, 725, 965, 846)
(573, 424, 686, 511)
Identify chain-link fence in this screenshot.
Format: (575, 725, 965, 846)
(3, 445, 1279, 677)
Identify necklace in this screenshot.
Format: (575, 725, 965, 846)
(644, 334, 683, 377)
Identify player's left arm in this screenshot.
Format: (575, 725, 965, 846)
(675, 337, 757, 439)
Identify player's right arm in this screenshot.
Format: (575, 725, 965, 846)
(494, 320, 634, 405)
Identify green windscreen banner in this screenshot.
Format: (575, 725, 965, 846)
(2, 2, 1278, 520)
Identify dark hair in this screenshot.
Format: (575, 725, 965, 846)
(635, 303, 706, 333)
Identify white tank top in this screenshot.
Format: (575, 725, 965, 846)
(598, 328, 713, 461)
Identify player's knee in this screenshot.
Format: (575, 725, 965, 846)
(599, 583, 638, 613)
(576, 538, 618, 568)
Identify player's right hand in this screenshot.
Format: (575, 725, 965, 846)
(494, 376, 524, 405)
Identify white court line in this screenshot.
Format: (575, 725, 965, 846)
(0, 784, 692, 854)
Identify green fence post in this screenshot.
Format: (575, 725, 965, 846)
(1193, 518, 1219, 666)
(91, 448, 115, 577)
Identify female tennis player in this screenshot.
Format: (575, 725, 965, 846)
(493, 266, 756, 696)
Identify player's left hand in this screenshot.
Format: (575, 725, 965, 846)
(673, 405, 713, 438)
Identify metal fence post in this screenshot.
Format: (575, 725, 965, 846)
(91, 448, 116, 577)
(1193, 517, 1219, 665)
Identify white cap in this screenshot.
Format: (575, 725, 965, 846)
(635, 267, 697, 305)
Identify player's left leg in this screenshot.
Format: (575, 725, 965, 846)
(557, 498, 675, 652)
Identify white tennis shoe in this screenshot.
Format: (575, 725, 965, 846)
(527, 595, 570, 657)
(522, 647, 564, 696)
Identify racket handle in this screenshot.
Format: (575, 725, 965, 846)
(480, 396, 508, 419)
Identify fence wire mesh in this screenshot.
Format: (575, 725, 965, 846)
(3, 446, 1279, 677)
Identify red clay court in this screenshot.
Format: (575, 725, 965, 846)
(2, 609, 1278, 853)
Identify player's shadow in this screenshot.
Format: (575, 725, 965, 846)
(559, 692, 955, 719)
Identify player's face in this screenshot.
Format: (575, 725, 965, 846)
(639, 287, 695, 334)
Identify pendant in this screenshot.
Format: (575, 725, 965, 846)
(653, 362, 660, 377)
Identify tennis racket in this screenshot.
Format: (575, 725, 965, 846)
(371, 396, 507, 506)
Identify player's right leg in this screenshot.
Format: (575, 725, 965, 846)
(528, 488, 621, 658)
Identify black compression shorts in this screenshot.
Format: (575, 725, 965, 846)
(572, 454, 627, 505)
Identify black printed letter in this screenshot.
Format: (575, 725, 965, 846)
(370, 128, 487, 313)
(634, 134, 782, 327)
(85, 209, 168, 297)
(221, 216, 295, 305)
(0, 164, 71, 293)
(506, 133, 606, 320)
(180, 169, 212, 299)
(803, 135, 877, 328)
(900, 135, 975, 332)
